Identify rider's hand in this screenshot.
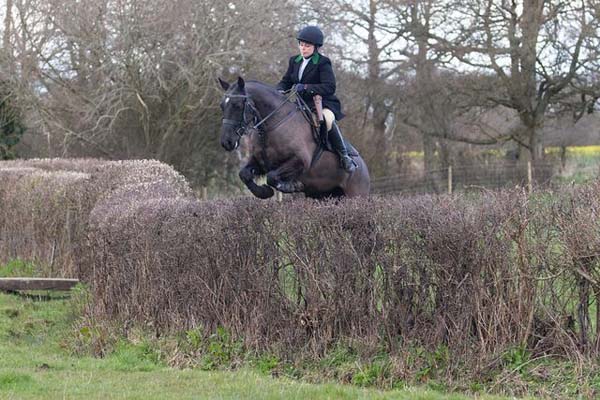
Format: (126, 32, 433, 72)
(293, 83, 307, 93)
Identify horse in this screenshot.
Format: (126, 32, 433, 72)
(218, 77, 370, 199)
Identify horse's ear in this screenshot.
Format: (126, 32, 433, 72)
(237, 76, 245, 91)
(218, 77, 230, 91)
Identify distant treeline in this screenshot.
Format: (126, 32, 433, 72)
(2, 0, 600, 188)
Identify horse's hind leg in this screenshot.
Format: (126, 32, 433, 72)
(266, 157, 306, 193)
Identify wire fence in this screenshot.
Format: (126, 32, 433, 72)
(371, 161, 558, 196)
(195, 161, 568, 200)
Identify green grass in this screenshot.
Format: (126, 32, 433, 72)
(0, 291, 510, 400)
(547, 146, 600, 185)
(0, 259, 37, 277)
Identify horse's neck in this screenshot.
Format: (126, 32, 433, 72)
(247, 86, 314, 157)
(247, 86, 289, 118)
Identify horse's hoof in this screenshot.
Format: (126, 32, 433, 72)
(276, 181, 304, 193)
(275, 182, 291, 193)
(253, 185, 274, 199)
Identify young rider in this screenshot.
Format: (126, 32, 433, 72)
(277, 25, 357, 173)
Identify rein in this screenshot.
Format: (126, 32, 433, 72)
(222, 88, 298, 138)
(222, 86, 326, 173)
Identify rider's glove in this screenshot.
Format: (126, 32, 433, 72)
(293, 83, 308, 93)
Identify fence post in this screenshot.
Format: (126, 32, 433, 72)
(448, 165, 453, 195)
(527, 161, 532, 192)
(202, 187, 208, 200)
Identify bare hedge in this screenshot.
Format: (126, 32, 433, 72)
(0, 158, 192, 278)
(3, 157, 600, 373)
(88, 184, 600, 366)
(0, 167, 91, 276)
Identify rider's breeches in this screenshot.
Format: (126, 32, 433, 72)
(323, 108, 335, 131)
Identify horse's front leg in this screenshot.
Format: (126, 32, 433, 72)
(239, 159, 274, 199)
(266, 157, 306, 193)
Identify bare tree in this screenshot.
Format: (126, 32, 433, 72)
(302, 0, 412, 176)
(306, 0, 502, 180)
(389, 0, 458, 187)
(7, 0, 299, 187)
(434, 0, 600, 161)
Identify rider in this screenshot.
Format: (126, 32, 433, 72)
(277, 25, 357, 173)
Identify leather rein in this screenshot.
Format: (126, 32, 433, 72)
(221, 88, 299, 139)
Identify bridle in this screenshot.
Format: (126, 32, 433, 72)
(221, 94, 260, 139)
(221, 88, 298, 139)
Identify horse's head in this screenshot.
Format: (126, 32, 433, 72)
(218, 76, 255, 151)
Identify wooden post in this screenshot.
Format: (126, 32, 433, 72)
(202, 187, 208, 200)
(277, 191, 283, 202)
(448, 166, 453, 195)
(0, 278, 79, 291)
(527, 161, 532, 193)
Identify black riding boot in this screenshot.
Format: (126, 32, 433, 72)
(329, 122, 357, 173)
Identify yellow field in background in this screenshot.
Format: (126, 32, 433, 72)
(545, 145, 600, 156)
(401, 146, 600, 159)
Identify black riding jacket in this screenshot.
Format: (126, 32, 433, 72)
(276, 53, 345, 121)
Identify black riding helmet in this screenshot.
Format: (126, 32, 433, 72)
(296, 26, 324, 47)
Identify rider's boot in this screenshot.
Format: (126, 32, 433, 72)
(329, 122, 357, 173)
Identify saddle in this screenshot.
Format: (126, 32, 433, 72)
(295, 97, 359, 157)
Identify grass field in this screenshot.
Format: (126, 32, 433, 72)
(0, 289, 516, 400)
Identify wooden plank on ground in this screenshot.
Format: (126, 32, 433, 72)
(0, 278, 79, 291)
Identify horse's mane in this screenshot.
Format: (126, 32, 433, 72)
(244, 80, 281, 96)
(246, 80, 276, 89)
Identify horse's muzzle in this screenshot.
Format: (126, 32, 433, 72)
(221, 136, 239, 151)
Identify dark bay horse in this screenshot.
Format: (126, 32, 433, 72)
(218, 77, 370, 199)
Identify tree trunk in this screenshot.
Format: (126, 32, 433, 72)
(423, 134, 440, 193)
(365, 0, 388, 176)
(560, 146, 567, 172)
(522, 119, 544, 162)
(369, 100, 388, 175)
(3, 0, 12, 54)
